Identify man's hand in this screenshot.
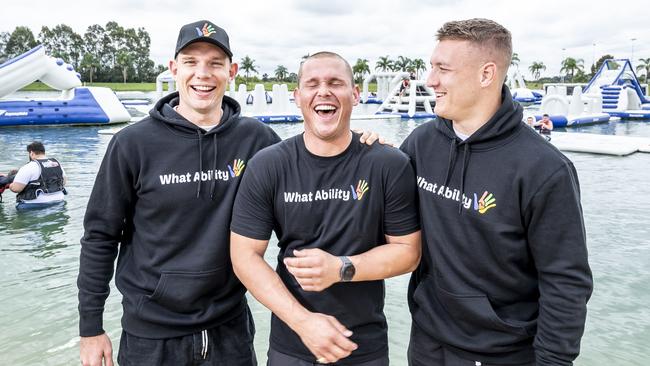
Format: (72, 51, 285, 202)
(353, 129, 393, 146)
(293, 311, 358, 364)
(80, 333, 113, 366)
(284, 248, 342, 292)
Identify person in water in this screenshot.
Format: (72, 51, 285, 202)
(9, 141, 67, 207)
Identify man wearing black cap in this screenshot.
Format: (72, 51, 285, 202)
(77, 20, 281, 366)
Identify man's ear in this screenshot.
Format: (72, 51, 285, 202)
(169, 59, 178, 78)
(293, 88, 300, 107)
(479, 62, 497, 87)
(230, 62, 239, 80)
(352, 85, 360, 106)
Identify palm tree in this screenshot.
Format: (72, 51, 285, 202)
(352, 58, 370, 84)
(394, 56, 411, 72)
(511, 52, 520, 68)
(411, 58, 426, 79)
(636, 58, 650, 82)
(560, 57, 584, 82)
(274, 65, 288, 81)
(239, 56, 257, 83)
(116, 50, 132, 83)
(375, 56, 393, 72)
(528, 61, 546, 80)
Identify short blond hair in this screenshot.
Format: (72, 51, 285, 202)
(436, 18, 512, 71)
(297, 51, 354, 86)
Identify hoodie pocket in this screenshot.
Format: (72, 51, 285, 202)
(146, 266, 230, 314)
(411, 274, 532, 352)
(435, 283, 529, 336)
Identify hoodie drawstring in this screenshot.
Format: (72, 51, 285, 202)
(458, 143, 470, 213)
(209, 133, 218, 200)
(196, 131, 219, 200)
(196, 130, 203, 198)
(442, 139, 458, 187)
(443, 138, 471, 214)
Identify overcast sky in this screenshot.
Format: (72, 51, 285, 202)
(4, 0, 649, 79)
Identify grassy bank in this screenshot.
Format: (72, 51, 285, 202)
(20, 81, 379, 92)
(20, 81, 157, 91)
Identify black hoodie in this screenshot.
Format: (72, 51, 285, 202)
(400, 87, 593, 365)
(78, 92, 280, 338)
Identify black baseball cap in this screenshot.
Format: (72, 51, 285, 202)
(174, 20, 232, 59)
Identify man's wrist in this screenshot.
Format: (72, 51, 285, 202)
(285, 305, 312, 331)
(338, 256, 356, 282)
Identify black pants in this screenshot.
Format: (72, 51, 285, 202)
(267, 347, 389, 366)
(407, 322, 534, 366)
(118, 308, 256, 366)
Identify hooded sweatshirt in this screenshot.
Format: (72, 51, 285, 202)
(78, 92, 280, 338)
(400, 86, 593, 366)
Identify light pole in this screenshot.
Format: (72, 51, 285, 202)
(631, 38, 637, 68)
(560, 48, 566, 83)
(592, 42, 596, 72)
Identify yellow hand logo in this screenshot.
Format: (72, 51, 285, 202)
(478, 191, 496, 214)
(233, 159, 245, 177)
(356, 180, 369, 200)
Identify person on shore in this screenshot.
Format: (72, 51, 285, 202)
(400, 18, 592, 366)
(230, 51, 421, 366)
(78, 21, 385, 366)
(9, 141, 67, 208)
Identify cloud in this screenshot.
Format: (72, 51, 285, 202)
(2, 0, 649, 78)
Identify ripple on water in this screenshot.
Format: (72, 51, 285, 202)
(1, 117, 650, 365)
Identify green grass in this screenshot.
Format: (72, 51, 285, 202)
(20, 81, 157, 91)
(239, 82, 378, 92)
(526, 82, 544, 90)
(20, 81, 379, 92)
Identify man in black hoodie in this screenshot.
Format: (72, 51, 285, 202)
(400, 19, 593, 366)
(77, 21, 281, 366)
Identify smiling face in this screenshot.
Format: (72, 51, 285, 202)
(169, 42, 237, 122)
(294, 56, 359, 143)
(427, 39, 485, 122)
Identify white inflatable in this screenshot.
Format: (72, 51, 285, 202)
(375, 79, 436, 118)
(0, 45, 130, 126)
(0, 45, 81, 98)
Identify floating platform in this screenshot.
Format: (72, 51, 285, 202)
(606, 110, 650, 119)
(550, 132, 650, 156)
(254, 114, 303, 123)
(535, 113, 611, 127)
(352, 113, 401, 120)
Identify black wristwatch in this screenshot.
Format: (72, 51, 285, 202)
(339, 256, 355, 282)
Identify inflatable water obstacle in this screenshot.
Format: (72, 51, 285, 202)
(375, 79, 436, 119)
(361, 72, 412, 105)
(0, 45, 131, 127)
(583, 59, 650, 119)
(507, 68, 543, 106)
(232, 83, 303, 123)
(536, 85, 610, 127)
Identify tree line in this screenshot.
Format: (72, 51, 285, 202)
(5, 24, 648, 87)
(0, 23, 166, 83)
(518, 53, 650, 84)
(237, 54, 428, 85)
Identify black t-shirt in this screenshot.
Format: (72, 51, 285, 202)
(231, 132, 419, 364)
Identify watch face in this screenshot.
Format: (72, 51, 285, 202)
(342, 263, 356, 281)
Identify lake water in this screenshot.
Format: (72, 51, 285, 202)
(1, 96, 649, 365)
